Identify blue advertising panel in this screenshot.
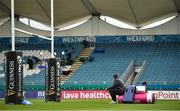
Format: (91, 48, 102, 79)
(0, 35, 180, 46)
(96, 35, 180, 43)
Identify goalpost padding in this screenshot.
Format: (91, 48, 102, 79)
(45, 58, 61, 102)
(5, 51, 23, 104)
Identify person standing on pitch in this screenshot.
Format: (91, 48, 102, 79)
(106, 74, 125, 104)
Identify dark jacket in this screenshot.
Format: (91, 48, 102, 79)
(107, 79, 125, 92)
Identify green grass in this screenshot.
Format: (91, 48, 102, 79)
(0, 99, 180, 110)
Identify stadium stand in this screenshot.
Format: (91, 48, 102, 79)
(63, 42, 180, 90)
(55, 43, 84, 60)
(135, 42, 180, 90)
(24, 70, 45, 91)
(63, 43, 132, 90)
(0, 42, 180, 91)
(0, 42, 84, 91)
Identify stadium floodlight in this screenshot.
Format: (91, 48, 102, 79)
(61, 51, 65, 55)
(39, 51, 43, 56)
(54, 52, 57, 56)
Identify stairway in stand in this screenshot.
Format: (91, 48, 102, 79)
(61, 47, 94, 84)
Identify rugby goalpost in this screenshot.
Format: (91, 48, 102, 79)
(5, 0, 60, 104)
(11, 0, 55, 58)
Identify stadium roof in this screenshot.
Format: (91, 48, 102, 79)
(0, 0, 179, 29)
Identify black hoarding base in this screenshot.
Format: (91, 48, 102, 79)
(45, 58, 61, 102)
(5, 51, 23, 104)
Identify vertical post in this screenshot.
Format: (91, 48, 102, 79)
(51, 0, 54, 58)
(11, 0, 15, 51)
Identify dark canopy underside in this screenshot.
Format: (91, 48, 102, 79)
(0, 0, 179, 28)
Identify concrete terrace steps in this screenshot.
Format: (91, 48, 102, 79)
(61, 47, 94, 83)
(78, 48, 93, 58)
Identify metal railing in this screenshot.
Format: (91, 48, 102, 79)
(121, 60, 134, 83)
(135, 81, 180, 90)
(0, 80, 179, 91)
(133, 60, 146, 84)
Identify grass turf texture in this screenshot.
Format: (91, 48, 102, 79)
(0, 99, 180, 110)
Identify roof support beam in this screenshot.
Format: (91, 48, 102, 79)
(0, 1, 11, 16)
(128, 0, 140, 28)
(0, 1, 19, 19)
(173, 0, 180, 13)
(81, 0, 100, 16)
(35, 0, 51, 21)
